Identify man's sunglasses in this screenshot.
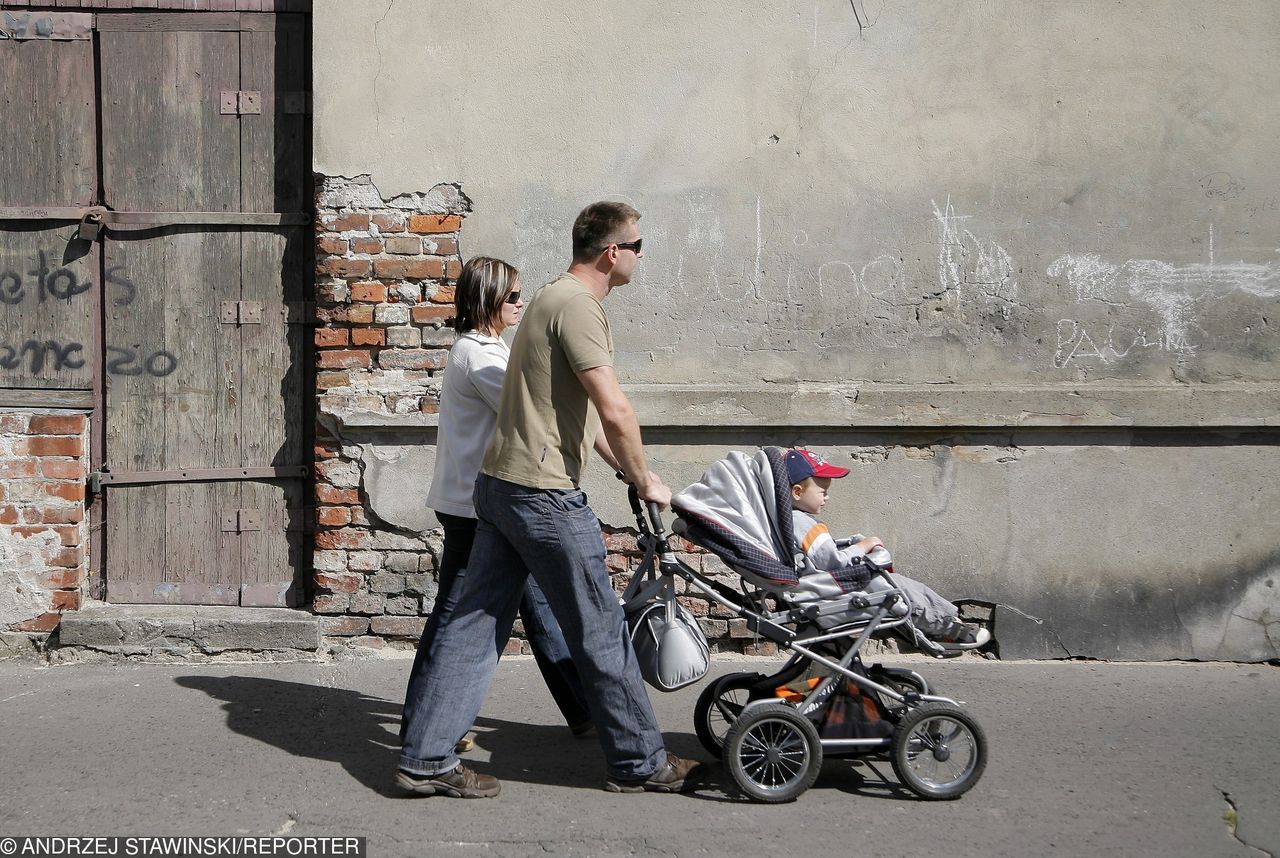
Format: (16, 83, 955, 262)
(504, 290, 522, 304)
(612, 238, 643, 254)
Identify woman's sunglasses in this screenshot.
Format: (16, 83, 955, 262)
(504, 291, 522, 304)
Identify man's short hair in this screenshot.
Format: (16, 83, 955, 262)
(572, 201, 641, 262)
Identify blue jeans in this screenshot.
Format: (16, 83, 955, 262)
(400, 512, 591, 743)
(398, 475, 666, 780)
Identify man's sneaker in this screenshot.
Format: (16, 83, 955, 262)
(604, 751, 707, 793)
(569, 719, 595, 739)
(939, 620, 992, 650)
(396, 764, 500, 798)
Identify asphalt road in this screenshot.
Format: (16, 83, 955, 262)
(1, 655, 1276, 858)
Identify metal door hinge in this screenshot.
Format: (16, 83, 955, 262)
(221, 301, 263, 325)
(220, 90, 262, 115)
(221, 509, 262, 533)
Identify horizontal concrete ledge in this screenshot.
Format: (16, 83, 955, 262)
(327, 383, 1280, 430)
(58, 604, 320, 656)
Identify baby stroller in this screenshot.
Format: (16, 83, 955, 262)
(622, 447, 988, 803)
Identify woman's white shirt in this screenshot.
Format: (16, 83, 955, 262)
(425, 331, 508, 518)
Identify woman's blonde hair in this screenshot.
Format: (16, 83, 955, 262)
(453, 256, 519, 334)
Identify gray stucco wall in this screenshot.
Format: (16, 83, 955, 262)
(314, 1, 1280, 660)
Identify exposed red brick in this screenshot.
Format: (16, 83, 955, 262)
(419, 400, 440, 414)
(0, 414, 28, 433)
(314, 571, 362, 593)
(428, 283, 456, 305)
(373, 257, 448, 280)
(408, 214, 462, 234)
(36, 506, 83, 524)
(315, 328, 350, 348)
(411, 304, 454, 324)
(320, 213, 371, 231)
(0, 505, 18, 525)
(604, 531, 639, 553)
(312, 594, 350, 614)
(28, 415, 86, 435)
(315, 485, 360, 505)
(350, 281, 388, 303)
(51, 590, 81, 611)
(12, 612, 60, 632)
(351, 328, 385, 347)
(318, 257, 372, 278)
(41, 568, 80, 589)
(422, 236, 458, 255)
(347, 305, 375, 324)
(370, 616, 427, 638)
(501, 638, 523, 656)
(319, 616, 370, 636)
(314, 528, 371, 550)
(0, 460, 39, 479)
(350, 237, 384, 254)
(371, 213, 405, 232)
(317, 236, 349, 255)
(40, 459, 84, 480)
(316, 371, 351, 390)
(317, 506, 352, 527)
(377, 349, 448, 371)
(317, 350, 372, 370)
(54, 526, 80, 546)
(8, 525, 49, 539)
(27, 437, 84, 457)
(50, 547, 81, 568)
(445, 259, 462, 278)
(42, 482, 85, 502)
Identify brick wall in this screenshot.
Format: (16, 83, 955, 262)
(310, 175, 771, 656)
(0, 411, 89, 634)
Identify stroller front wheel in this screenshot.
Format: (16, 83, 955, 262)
(694, 672, 763, 758)
(724, 703, 823, 803)
(891, 702, 987, 800)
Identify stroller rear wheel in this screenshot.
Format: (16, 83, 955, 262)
(724, 704, 823, 803)
(694, 671, 762, 758)
(891, 702, 987, 800)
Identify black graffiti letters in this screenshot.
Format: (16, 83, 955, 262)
(0, 249, 138, 307)
(0, 340, 176, 377)
(0, 340, 86, 373)
(106, 345, 178, 377)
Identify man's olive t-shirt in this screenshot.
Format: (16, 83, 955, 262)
(481, 273, 613, 489)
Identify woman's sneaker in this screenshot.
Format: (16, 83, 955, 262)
(396, 763, 500, 798)
(604, 751, 707, 793)
(939, 620, 992, 650)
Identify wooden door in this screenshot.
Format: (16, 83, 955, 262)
(94, 12, 311, 606)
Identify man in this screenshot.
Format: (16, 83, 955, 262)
(398, 201, 706, 798)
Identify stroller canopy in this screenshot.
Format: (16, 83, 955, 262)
(671, 447, 800, 588)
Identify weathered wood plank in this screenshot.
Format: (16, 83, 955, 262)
(101, 25, 244, 600)
(0, 387, 92, 407)
(0, 38, 96, 207)
(0, 224, 96, 389)
(94, 12, 239, 30)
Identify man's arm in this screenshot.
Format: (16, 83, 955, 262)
(577, 364, 671, 507)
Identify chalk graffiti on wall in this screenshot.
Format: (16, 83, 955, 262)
(1047, 228, 1280, 367)
(932, 197, 1018, 317)
(1, 246, 175, 377)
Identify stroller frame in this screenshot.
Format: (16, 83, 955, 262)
(622, 485, 988, 803)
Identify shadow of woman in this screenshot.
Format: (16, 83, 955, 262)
(174, 675, 406, 796)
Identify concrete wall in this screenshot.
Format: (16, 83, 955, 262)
(313, 0, 1280, 660)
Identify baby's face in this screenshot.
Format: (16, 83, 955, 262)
(791, 477, 831, 514)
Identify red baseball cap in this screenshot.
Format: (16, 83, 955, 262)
(785, 448, 849, 484)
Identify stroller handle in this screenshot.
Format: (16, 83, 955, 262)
(623, 479, 666, 536)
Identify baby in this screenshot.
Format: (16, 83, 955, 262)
(786, 447, 990, 650)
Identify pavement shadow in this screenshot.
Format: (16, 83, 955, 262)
(174, 675, 405, 796)
(173, 675, 730, 799)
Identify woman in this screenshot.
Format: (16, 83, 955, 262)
(403, 256, 591, 743)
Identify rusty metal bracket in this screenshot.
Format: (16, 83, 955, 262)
(220, 301, 264, 325)
(220, 90, 262, 115)
(0, 206, 310, 228)
(220, 509, 262, 533)
(90, 466, 308, 487)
